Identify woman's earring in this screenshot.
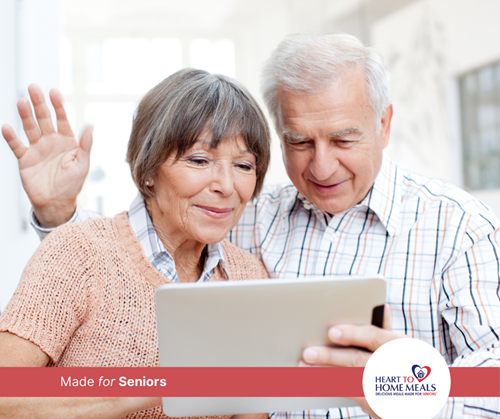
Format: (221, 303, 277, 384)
(146, 181, 150, 186)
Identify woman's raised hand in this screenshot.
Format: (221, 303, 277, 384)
(2, 84, 92, 227)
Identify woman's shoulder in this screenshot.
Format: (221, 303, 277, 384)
(220, 239, 269, 280)
(36, 214, 130, 267)
(49, 212, 127, 242)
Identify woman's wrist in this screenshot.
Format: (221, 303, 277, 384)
(33, 202, 77, 228)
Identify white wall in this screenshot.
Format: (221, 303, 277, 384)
(0, 0, 61, 311)
(371, 0, 500, 213)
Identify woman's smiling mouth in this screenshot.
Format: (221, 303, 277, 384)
(194, 205, 233, 218)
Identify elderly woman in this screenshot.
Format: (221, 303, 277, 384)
(0, 69, 270, 418)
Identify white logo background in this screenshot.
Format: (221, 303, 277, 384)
(362, 338, 451, 419)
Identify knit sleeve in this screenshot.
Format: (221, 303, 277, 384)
(0, 223, 93, 363)
(221, 239, 269, 280)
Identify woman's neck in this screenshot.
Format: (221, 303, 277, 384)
(146, 199, 206, 283)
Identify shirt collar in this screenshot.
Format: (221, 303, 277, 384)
(359, 153, 402, 236)
(294, 153, 402, 236)
(127, 193, 226, 282)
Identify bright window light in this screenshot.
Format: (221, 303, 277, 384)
(189, 39, 235, 77)
(84, 102, 138, 216)
(59, 37, 73, 94)
(85, 38, 182, 94)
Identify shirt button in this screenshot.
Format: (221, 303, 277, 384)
(329, 232, 337, 242)
(303, 201, 312, 210)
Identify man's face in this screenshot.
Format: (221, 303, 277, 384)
(278, 68, 393, 215)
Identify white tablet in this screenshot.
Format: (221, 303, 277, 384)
(156, 275, 386, 416)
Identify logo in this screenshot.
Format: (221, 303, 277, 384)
(412, 364, 431, 382)
(362, 339, 451, 419)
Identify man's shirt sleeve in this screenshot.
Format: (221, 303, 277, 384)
(437, 209, 500, 417)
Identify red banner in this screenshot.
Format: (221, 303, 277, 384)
(0, 367, 497, 397)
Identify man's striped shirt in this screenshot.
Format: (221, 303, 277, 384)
(229, 154, 500, 418)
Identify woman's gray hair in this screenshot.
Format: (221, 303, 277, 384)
(127, 68, 271, 200)
(261, 33, 391, 132)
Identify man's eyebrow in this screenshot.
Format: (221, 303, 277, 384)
(328, 127, 360, 138)
(282, 129, 308, 141)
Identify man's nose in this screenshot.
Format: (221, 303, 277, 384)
(309, 146, 340, 181)
(210, 163, 235, 196)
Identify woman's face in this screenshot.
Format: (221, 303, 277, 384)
(148, 130, 257, 246)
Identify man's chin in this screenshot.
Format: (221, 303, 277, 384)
(309, 195, 350, 215)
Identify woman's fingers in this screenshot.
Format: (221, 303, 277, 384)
(17, 97, 42, 144)
(28, 84, 56, 135)
(50, 88, 74, 137)
(1, 124, 28, 160)
(76, 125, 93, 171)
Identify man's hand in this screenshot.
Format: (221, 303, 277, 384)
(301, 306, 402, 418)
(2, 84, 92, 227)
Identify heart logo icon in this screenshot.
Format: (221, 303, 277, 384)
(412, 364, 431, 382)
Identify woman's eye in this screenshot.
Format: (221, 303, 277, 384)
(188, 157, 209, 166)
(236, 163, 254, 171)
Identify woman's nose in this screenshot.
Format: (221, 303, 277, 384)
(210, 163, 235, 196)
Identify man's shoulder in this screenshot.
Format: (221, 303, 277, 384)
(400, 169, 498, 221)
(254, 182, 299, 207)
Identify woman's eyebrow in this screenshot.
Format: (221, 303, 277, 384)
(194, 139, 253, 155)
(194, 139, 212, 145)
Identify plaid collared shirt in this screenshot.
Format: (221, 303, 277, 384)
(229, 154, 500, 418)
(32, 154, 500, 417)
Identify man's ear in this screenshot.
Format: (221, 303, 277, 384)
(380, 104, 393, 149)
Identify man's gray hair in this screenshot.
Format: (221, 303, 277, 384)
(261, 33, 391, 132)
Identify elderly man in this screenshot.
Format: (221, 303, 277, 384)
(3, 33, 500, 418)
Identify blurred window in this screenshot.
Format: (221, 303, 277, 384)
(189, 39, 235, 77)
(460, 61, 500, 190)
(84, 102, 138, 216)
(59, 37, 73, 94)
(61, 35, 236, 216)
(85, 37, 182, 95)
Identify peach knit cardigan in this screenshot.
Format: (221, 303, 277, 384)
(0, 212, 269, 419)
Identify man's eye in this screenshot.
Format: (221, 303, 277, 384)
(336, 140, 353, 146)
(289, 140, 310, 147)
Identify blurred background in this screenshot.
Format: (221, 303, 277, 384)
(1, 0, 500, 309)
